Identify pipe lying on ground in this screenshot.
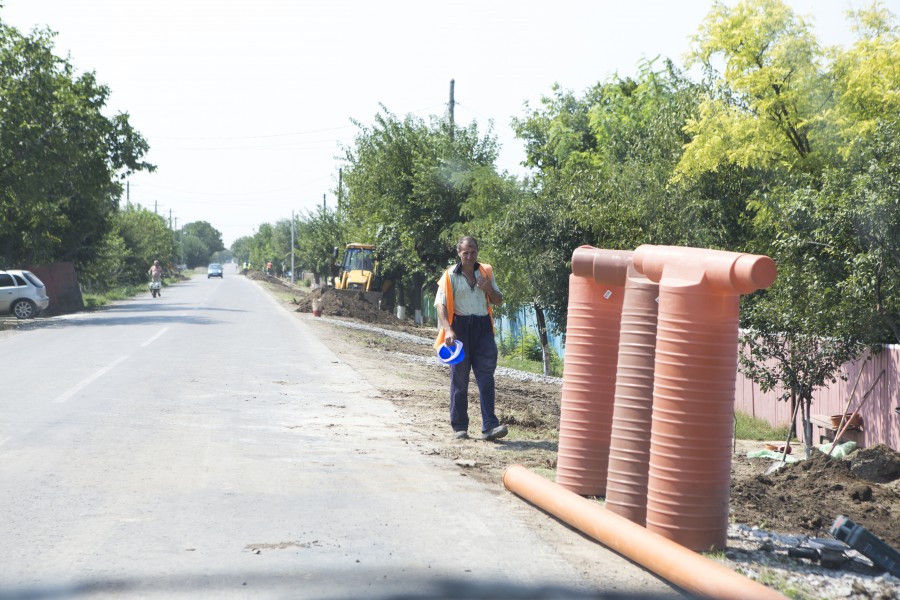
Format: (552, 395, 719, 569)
(503, 465, 786, 600)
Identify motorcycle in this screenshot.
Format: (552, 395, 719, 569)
(149, 279, 162, 298)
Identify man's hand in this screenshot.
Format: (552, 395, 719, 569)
(477, 275, 501, 305)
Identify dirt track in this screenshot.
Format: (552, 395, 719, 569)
(254, 274, 900, 597)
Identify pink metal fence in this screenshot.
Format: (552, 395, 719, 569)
(734, 344, 900, 450)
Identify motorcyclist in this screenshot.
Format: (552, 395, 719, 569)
(148, 260, 163, 297)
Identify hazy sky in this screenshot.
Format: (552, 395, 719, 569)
(2, 1, 892, 246)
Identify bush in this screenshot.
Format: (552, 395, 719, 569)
(498, 331, 563, 376)
(499, 330, 544, 362)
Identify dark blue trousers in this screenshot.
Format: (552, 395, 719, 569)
(449, 315, 499, 433)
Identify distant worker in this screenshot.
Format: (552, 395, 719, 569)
(434, 235, 507, 442)
(266, 261, 273, 275)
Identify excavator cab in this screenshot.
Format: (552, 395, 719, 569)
(336, 244, 377, 291)
(333, 243, 390, 307)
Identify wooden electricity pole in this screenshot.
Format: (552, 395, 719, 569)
(449, 79, 455, 141)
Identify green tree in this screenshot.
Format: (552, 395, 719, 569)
(230, 236, 252, 267)
(115, 203, 176, 283)
(270, 218, 294, 276)
(508, 60, 744, 352)
(340, 106, 499, 307)
(818, 118, 900, 345)
(462, 171, 577, 375)
(826, 3, 900, 150)
(294, 207, 345, 285)
(247, 223, 275, 272)
(675, 0, 825, 180)
(0, 20, 153, 268)
(181, 234, 210, 269)
(677, 0, 895, 452)
(739, 189, 870, 455)
(182, 221, 224, 261)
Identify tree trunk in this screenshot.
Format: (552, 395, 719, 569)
(788, 396, 798, 440)
(535, 305, 552, 376)
(802, 397, 813, 459)
(397, 278, 406, 308)
(410, 273, 423, 312)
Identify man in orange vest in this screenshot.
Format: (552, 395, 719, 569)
(434, 236, 507, 441)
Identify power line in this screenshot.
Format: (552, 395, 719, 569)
(151, 124, 356, 141)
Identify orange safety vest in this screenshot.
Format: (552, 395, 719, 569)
(433, 263, 494, 349)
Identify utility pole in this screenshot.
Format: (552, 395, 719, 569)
(323, 193, 326, 211)
(449, 79, 455, 141)
(290, 209, 295, 284)
(169, 209, 172, 230)
(338, 168, 343, 212)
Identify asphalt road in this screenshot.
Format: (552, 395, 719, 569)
(0, 268, 684, 599)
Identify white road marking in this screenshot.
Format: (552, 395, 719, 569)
(141, 326, 170, 347)
(54, 355, 129, 404)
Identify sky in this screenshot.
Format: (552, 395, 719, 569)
(2, 0, 894, 247)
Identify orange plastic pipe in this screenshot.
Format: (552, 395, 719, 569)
(605, 265, 659, 525)
(633, 245, 777, 551)
(503, 465, 786, 600)
(556, 246, 631, 495)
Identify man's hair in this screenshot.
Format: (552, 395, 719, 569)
(456, 235, 479, 251)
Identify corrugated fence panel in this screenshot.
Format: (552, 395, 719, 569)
(734, 344, 900, 450)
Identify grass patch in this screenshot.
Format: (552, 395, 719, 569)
(734, 411, 791, 441)
(498, 354, 563, 377)
(82, 281, 166, 309)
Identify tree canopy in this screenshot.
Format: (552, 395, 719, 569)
(231, 0, 899, 428)
(0, 20, 153, 270)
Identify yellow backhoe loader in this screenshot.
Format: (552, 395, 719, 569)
(333, 243, 391, 307)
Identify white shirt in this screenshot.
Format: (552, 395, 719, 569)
(434, 263, 501, 317)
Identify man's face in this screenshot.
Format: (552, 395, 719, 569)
(458, 241, 478, 266)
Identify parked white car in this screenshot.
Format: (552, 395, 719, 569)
(0, 269, 50, 318)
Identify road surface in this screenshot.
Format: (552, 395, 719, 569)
(0, 268, 684, 599)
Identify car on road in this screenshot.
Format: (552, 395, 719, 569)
(207, 263, 224, 278)
(0, 269, 50, 319)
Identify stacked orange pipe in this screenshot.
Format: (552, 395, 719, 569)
(604, 264, 660, 525)
(556, 247, 631, 495)
(633, 245, 777, 551)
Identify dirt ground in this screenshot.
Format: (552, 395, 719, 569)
(253, 276, 900, 553)
(245, 271, 900, 597)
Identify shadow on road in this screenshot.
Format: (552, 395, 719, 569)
(0, 570, 690, 599)
(2, 300, 247, 330)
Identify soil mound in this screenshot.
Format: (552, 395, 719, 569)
(244, 270, 295, 290)
(851, 444, 900, 484)
(730, 446, 900, 548)
(294, 287, 399, 326)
